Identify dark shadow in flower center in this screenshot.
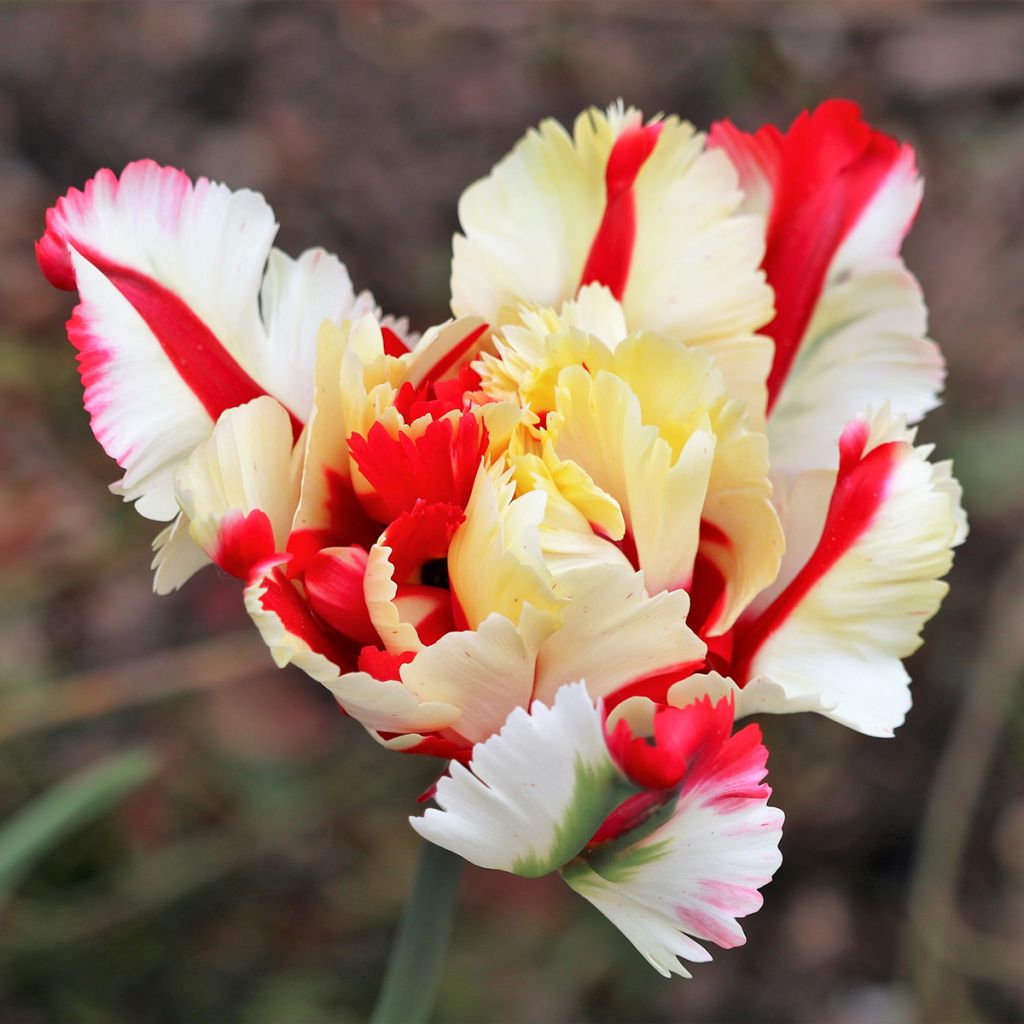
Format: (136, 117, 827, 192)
(420, 558, 450, 591)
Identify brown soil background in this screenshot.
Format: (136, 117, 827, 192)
(1, 3, 1022, 1022)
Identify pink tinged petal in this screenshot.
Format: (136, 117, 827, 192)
(564, 717, 783, 978)
(606, 696, 735, 792)
(579, 121, 664, 300)
(39, 161, 387, 524)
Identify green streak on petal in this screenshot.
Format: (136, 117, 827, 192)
(511, 757, 636, 879)
(586, 835, 672, 885)
(567, 793, 678, 886)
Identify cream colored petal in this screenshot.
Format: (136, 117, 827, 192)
(175, 396, 298, 562)
(535, 564, 704, 706)
(447, 466, 563, 630)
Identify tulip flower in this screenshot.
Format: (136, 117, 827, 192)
(37, 98, 964, 1013)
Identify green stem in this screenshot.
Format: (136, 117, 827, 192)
(370, 841, 463, 1024)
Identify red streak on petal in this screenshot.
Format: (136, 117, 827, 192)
(755, 101, 905, 413)
(731, 420, 900, 682)
(381, 326, 410, 357)
(257, 563, 357, 672)
(213, 509, 277, 580)
(286, 469, 381, 577)
(687, 552, 728, 639)
(602, 659, 706, 713)
(416, 323, 489, 390)
(70, 243, 302, 436)
(579, 121, 663, 300)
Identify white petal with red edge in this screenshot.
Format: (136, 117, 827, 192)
(738, 408, 966, 736)
(534, 564, 704, 706)
(768, 260, 944, 475)
(38, 161, 394, 526)
(175, 397, 298, 577)
(242, 558, 458, 731)
(563, 721, 783, 978)
(66, 250, 214, 520)
(411, 682, 634, 877)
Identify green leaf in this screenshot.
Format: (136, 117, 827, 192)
(0, 747, 159, 904)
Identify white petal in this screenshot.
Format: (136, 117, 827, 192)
(411, 682, 633, 877)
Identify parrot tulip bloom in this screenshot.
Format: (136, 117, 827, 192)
(37, 97, 964, 983)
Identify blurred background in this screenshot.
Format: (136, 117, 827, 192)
(1, 2, 1022, 1021)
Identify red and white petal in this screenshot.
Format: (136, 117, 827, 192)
(411, 682, 635, 877)
(706, 119, 780, 219)
(624, 123, 773, 352)
(767, 261, 944, 474)
(733, 408, 966, 736)
(65, 250, 217, 519)
(711, 101, 938, 461)
(243, 559, 458, 733)
(39, 163, 280, 518)
(244, 556, 355, 683)
(563, 718, 783, 978)
(534, 564, 704, 707)
(39, 161, 392, 523)
(405, 317, 489, 390)
(151, 513, 210, 595)
(175, 397, 298, 580)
